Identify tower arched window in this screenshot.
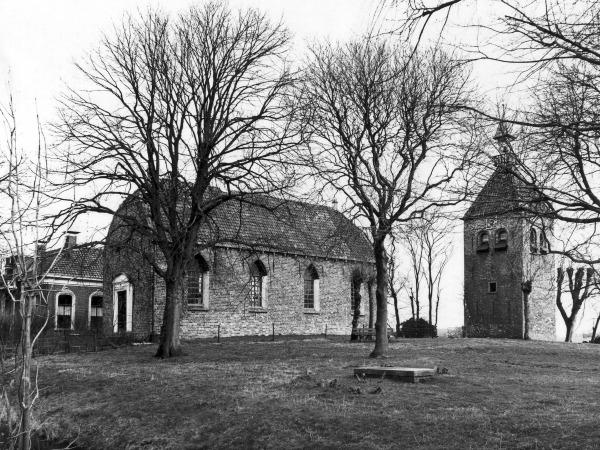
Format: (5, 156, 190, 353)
(530, 228, 538, 253)
(477, 231, 490, 252)
(187, 254, 210, 308)
(540, 232, 549, 254)
(249, 260, 268, 308)
(495, 228, 508, 250)
(303, 265, 320, 310)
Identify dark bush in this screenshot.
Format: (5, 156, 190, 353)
(400, 318, 437, 338)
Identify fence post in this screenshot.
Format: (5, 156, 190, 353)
(272, 322, 275, 342)
(217, 324, 220, 343)
(325, 323, 328, 339)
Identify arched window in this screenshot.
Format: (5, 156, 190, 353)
(540, 231, 549, 254)
(56, 290, 75, 330)
(303, 265, 320, 310)
(351, 274, 363, 314)
(88, 292, 103, 330)
(477, 231, 490, 252)
(249, 260, 268, 308)
(495, 228, 508, 250)
(530, 228, 538, 253)
(187, 254, 210, 308)
(112, 274, 133, 333)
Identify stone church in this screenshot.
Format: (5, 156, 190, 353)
(463, 124, 557, 340)
(103, 191, 374, 340)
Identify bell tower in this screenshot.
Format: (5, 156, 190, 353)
(463, 123, 556, 340)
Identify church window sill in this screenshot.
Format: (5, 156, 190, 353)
(303, 309, 320, 314)
(188, 305, 209, 312)
(476, 245, 490, 253)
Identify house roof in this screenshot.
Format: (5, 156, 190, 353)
(463, 163, 547, 220)
(196, 194, 373, 262)
(39, 246, 103, 281)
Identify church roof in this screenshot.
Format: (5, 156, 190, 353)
(198, 194, 373, 262)
(463, 165, 545, 220)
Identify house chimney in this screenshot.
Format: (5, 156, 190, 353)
(36, 240, 47, 256)
(64, 231, 79, 249)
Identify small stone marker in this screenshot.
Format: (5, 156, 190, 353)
(354, 366, 436, 383)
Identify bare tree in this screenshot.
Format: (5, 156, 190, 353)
(403, 229, 424, 321)
(0, 96, 59, 450)
(387, 237, 409, 336)
(298, 37, 477, 356)
(55, 3, 301, 357)
(398, 214, 453, 328)
(556, 266, 595, 342)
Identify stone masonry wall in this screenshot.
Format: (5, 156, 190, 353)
(103, 214, 156, 339)
(464, 215, 556, 340)
(103, 213, 374, 339)
(154, 247, 372, 338)
(521, 220, 556, 341)
(464, 216, 525, 338)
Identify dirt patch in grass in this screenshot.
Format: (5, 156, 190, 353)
(23, 338, 600, 449)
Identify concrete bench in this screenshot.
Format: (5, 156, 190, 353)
(354, 366, 436, 383)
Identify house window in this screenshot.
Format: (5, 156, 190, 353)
(56, 292, 74, 329)
(89, 293, 103, 330)
(249, 260, 268, 308)
(477, 231, 490, 252)
(303, 265, 320, 310)
(187, 255, 210, 307)
(488, 282, 497, 293)
(112, 274, 133, 333)
(530, 228, 538, 253)
(495, 228, 508, 250)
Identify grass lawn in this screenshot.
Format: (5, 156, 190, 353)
(26, 337, 600, 449)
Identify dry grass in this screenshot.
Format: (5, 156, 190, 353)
(26, 338, 600, 449)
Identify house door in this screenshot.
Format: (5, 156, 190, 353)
(117, 290, 127, 332)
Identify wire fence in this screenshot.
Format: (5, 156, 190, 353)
(0, 329, 141, 361)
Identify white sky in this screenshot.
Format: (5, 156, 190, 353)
(0, 0, 589, 334)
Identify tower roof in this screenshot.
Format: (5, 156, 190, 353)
(463, 166, 546, 220)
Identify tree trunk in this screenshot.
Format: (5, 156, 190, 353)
(414, 287, 420, 320)
(591, 313, 600, 342)
(521, 280, 532, 340)
(564, 318, 574, 343)
(18, 292, 33, 450)
(427, 258, 433, 327)
(435, 293, 440, 328)
(350, 290, 362, 341)
(522, 291, 530, 340)
(370, 236, 389, 358)
(409, 289, 415, 320)
(155, 276, 184, 358)
(391, 287, 401, 337)
(368, 278, 375, 329)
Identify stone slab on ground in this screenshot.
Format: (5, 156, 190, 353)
(354, 366, 436, 383)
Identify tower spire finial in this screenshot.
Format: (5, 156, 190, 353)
(493, 121, 515, 143)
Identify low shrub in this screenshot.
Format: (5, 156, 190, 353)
(400, 317, 437, 338)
